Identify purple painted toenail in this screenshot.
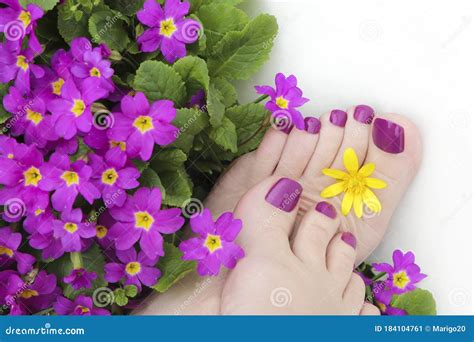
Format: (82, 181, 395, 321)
(315, 201, 337, 219)
(330, 110, 348, 127)
(265, 178, 302, 212)
(354, 105, 375, 125)
(304, 117, 321, 134)
(372, 118, 405, 154)
(341, 232, 357, 249)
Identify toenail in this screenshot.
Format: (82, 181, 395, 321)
(265, 178, 302, 212)
(330, 110, 348, 127)
(354, 105, 375, 125)
(372, 118, 405, 154)
(304, 117, 321, 134)
(278, 123, 294, 134)
(315, 201, 337, 219)
(341, 232, 357, 249)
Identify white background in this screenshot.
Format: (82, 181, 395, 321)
(238, 0, 473, 314)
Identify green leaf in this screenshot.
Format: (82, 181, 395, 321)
(20, 0, 59, 12)
(58, 0, 90, 42)
(159, 166, 193, 207)
(208, 14, 278, 80)
(152, 243, 196, 293)
(173, 56, 210, 98)
(207, 82, 225, 127)
(391, 288, 437, 315)
(134, 60, 186, 106)
(209, 116, 238, 153)
(139, 167, 166, 198)
(113, 288, 129, 306)
(196, 3, 248, 53)
(171, 108, 209, 152)
(150, 148, 187, 173)
(0, 83, 11, 125)
(124, 285, 138, 298)
(88, 8, 130, 51)
(105, 0, 144, 16)
(212, 77, 237, 107)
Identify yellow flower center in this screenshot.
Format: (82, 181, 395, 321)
(61, 171, 79, 187)
(26, 109, 43, 125)
(7, 153, 14, 159)
(0, 246, 14, 257)
(52, 78, 65, 95)
(71, 99, 86, 117)
(204, 234, 222, 253)
(125, 261, 141, 276)
(96, 225, 108, 239)
(20, 289, 39, 299)
(24, 166, 42, 186)
(134, 211, 154, 231)
(275, 96, 289, 109)
(35, 208, 44, 216)
(77, 305, 90, 314)
(160, 18, 177, 38)
(133, 115, 154, 134)
(18, 10, 31, 27)
(101, 168, 118, 185)
(393, 271, 410, 290)
(16, 55, 28, 71)
(343, 174, 366, 195)
(64, 222, 78, 234)
(110, 140, 126, 151)
(376, 301, 386, 313)
(90, 67, 101, 77)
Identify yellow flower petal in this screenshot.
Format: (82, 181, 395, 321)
(343, 148, 359, 173)
(341, 191, 354, 216)
(365, 177, 388, 189)
(363, 188, 382, 213)
(358, 163, 375, 177)
(321, 181, 345, 198)
(322, 168, 349, 180)
(353, 194, 363, 218)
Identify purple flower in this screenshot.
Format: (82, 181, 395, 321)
(41, 153, 100, 212)
(84, 127, 129, 166)
(105, 248, 160, 291)
(373, 250, 427, 295)
(373, 281, 407, 316)
(54, 295, 110, 315)
(0, 0, 44, 40)
(63, 268, 97, 291)
(255, 73, 309, 130)
(94, 211, 116, 250)
(89, 153, 140, 207)
(26, 209, 66, 260)
(188, 89, 206, 109)
(179, 209, 245, 276)
(109, 187, 185, 259)
(137, 0, 201, 63)
(0, 227, 35, 274)
(52, 209, 96, 252)
(108, 92, 179, 161)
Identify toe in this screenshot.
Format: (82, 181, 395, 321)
(326, 232, 357, 287)
(360, 303, 381, 316)
(343, 273, 366, 314)
(274, 117, 321, 179)
(292, 201, 340, 269)
(254, 127, 290, 176)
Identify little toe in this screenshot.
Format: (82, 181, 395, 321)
(343, 273, 366, 314)
(326, 232, 357, 288)
(360, 303, 381, 316)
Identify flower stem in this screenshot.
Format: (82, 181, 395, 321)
(253, 94, 269, 104)
(372, 272, 387, 282)
(70, 252, 83, 270)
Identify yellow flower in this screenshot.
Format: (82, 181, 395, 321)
(320, 148, 387, 218)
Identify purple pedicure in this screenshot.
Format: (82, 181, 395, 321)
(330, 110, 348, 127)
(372, 118, 405, 154)
(315, 201, 337, 219)
(354, 105, 375, 125)
(304, 117, 321, 134)
(341, 232, 357, 249)
(265, 178, 302, 212)
(280, 123, 294, 134)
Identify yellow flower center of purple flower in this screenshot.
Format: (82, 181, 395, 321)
(7, 153, 14, 159)
(96, 225, 108, 239)
(376, 301, 386, 313)
(35, 208, 44, 216)
(90, 67, 101, 77)
(133, 115, 154, 134)
(110, 140, 126, 151)
(18, 10, 31, 27)
(20, 289, 39, 299)
(77, 305, 90, 314)
(101, 168, 118, 185)
(204, 234, 222, 253)
(61, 171, 80, 187)
(16, 55, 29, 71)
(134, 211, 154, 231)
(64, 222, 78, 234)
(71, 99, 86, 117)
(275, 96, 289, 109)
(26, 109, 43, 125)
(160, 18, 177, 38)
(24, 166, 42, 186)
(52, 78, 65, 95)
(0, 246, 14, 257)
(125, 261, 141, 276)
(393, 270, 410, 290)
